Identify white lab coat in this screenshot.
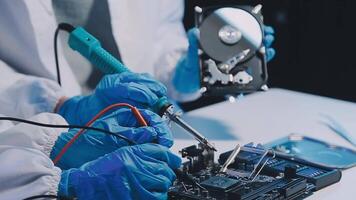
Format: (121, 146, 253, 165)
(0, 61, 64, 199)
(0, 112, 66, 200)
(0, 0, 191, 100)
(0, 0, 190, 198)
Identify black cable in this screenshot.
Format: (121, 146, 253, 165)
(0, 117, 136, 145)
(54, 23, 75, 86)
(54, 27, 62, 86)
(23, 194, 59, 200)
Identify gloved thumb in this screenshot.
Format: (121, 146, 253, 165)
(187, 28, 200, 52)
(140, 109, 174, 148)
(134, 144, 182, 169)
(172, 28, 201, 93)
(186, 28, 200, 70)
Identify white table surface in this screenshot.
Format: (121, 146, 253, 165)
(171, 88, 356, 200)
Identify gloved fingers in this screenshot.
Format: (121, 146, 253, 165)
(98, 73, 167, 97)
(133, 170, 173, 192)
(92, 113, 159, 145)
(187, 28, 200, 44)
(98, 107, 158, 127)
(94, 109, 137, 130)
(125, 82, 161, 107)
(149, 192, 168, 200)
(119, 126, 158, 144)
(97, 81, 160, 108)
(143, 174, 173, 192)
(263, 34, 275, 48)
(263, 25, 275, 35)
(133, 144, 182, 169)
(138, 158, 177, 182)
(138, 109, 173, 147)
(186, 28, 200, 63)
(121, 72, 168, 97)
(266, 48, 276, 62)
(93, 108, 171, 146)
(172, 27, 201, 94)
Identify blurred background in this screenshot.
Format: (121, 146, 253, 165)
(180, 0, 356, 111)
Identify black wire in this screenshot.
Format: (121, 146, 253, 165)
(23, 194, 59, 200)
(54, 27, 61, 86)
(54, 23, 75, 86)
(0, 117, 136, 145)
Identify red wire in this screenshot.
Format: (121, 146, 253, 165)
(53, 103, 147, 164)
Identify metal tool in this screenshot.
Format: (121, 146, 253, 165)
(66, 25, 216, 151)
(220, 144, 241, 173)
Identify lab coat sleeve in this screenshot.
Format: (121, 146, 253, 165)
(153, 0, 201, 102)
(0, 113, 66, 200)
(0, 61, 65, 119)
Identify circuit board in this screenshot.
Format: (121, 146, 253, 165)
(168, 144, 341, 200)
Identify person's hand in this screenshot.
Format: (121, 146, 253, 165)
(58, 72, 167, 125)
(172, 28, 200, 94)
(58, 143, 181, 200)
(263, 25, 276, 62)
(51, 108, 173, 169)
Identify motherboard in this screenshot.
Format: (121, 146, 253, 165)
(168, 143, 341, 200)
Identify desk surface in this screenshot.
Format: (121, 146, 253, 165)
(171, 88, 356, 200)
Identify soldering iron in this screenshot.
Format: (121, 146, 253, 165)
(55, 23, 216, 151)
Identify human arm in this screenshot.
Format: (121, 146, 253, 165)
(51, 108, 174, 169)
(0, 113, 180, 200)
(0, 61, 65, 119)
(57, 72, 167, 125)
(0, 113, 65, 200)
(59, 143, 181, 200)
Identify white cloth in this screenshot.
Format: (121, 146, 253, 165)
(0, 113, 67, 200)
(108, 0, 190, 101)
(0, 0, 192, 101)
(0, 0, 192, 98)
(0, 61, 64, 119)
(0, 0, 81, 97)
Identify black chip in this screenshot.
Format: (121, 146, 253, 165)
(200, 176, 240, 191)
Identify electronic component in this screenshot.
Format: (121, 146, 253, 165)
(265, 134, 356, 169)
(169, 143, 341, 199)
(195, 5, 268, 97)
(200, 176, 240, 191)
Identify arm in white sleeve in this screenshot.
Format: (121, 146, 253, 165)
(0, 113, 67, 199)
(0, 61, 65, 119)
(153, 0, 201, 102)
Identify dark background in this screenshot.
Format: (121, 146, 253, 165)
(181, 0, 356, 111)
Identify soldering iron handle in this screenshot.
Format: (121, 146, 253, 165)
(68, 27, 129, 74)
(68, 26, 171, 115)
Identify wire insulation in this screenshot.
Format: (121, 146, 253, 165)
(53, 103, 147, 164)
(54, 27, 61, 85)
(54, 23, 75, 86)
(0, 117, 135, 144)
(23, 194, 59, 200)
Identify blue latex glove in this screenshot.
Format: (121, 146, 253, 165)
(263, 25, 276, 62)
(51, 108, 173, 169)
(172, 28, 200, 94)
(173, 26, 276, 94)
(58, 144, 182, 200)
(58, 72, 167, 125)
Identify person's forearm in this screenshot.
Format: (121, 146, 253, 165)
(0, 145, 61, 199)
(0, 76, 64, 119)
(0, 113, 65, 199)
